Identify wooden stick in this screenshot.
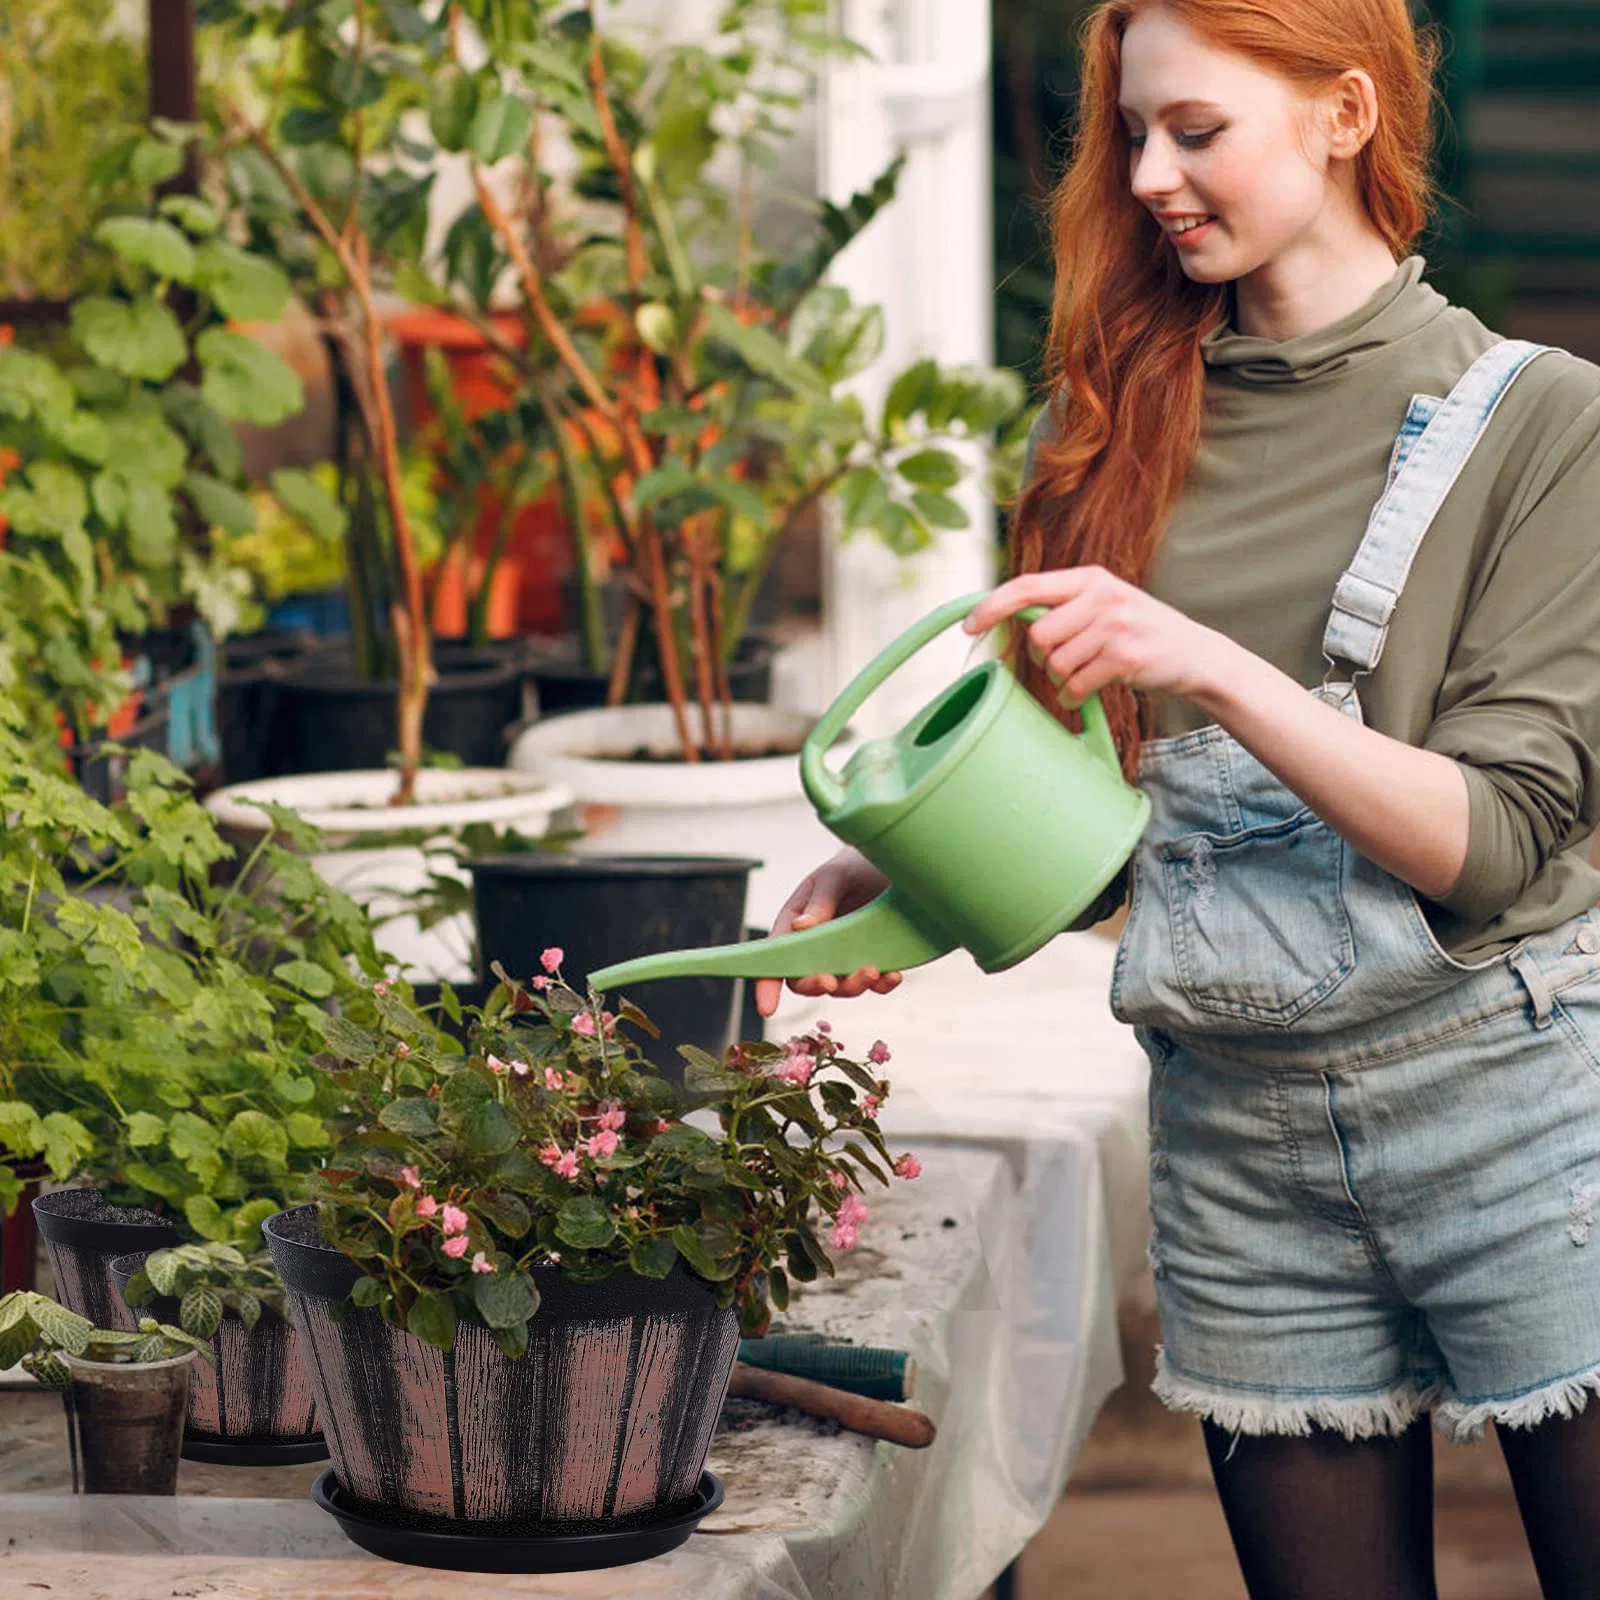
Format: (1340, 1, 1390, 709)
(725, 1363, 937, 1449)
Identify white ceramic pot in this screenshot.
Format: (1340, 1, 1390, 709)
(204, 769, 572, 983)
(507, 704, 846, 930)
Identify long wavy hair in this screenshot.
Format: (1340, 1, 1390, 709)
(1013, 0, 1439, 775)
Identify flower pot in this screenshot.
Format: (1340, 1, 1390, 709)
(508, 703, 847, 931)
(109, 1253, 326, 1466)
(217, 628, 323, 785)
(264, 1206, 738, 1570)
(1, 1156, 48, 1294)
(204, 767, 572, 983)
(469, 856, 758, 1069)
(266, 646, 529, 774)
(429, 549, 523, 642)
(32, 1190, 178, 1331)
(526, 634, 777, 720)
(60, 1348, 197, 1495)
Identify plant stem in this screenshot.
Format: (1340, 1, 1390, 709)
(536, 384, 609, 676)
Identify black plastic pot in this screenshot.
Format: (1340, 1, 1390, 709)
(61, 1349, 198, 1495)
(468, 856, 759, 1071)
(109, 1253, 326, 1466)
(268, 645, 529, 774)
(526, 634, 775, 720)
(264, 1206, 739, 1570)
(217, 629, 321, 784)
(32, 1190, 178, 1331)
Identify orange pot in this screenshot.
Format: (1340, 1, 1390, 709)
(429, 547, 523, 641)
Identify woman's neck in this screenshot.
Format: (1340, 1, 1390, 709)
(1233, 223, 1401, 343)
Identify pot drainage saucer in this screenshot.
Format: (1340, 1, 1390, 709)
(312, 1469, 726, 1572)
(183, 1434, 330, 1467)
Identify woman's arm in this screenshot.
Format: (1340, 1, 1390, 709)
(967, 568, 1471, 900)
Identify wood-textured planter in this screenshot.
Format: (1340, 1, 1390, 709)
(32, 1190, 178, 1331)
(109, 1253, 326, 1466)
(264, 1206, 739, 1533)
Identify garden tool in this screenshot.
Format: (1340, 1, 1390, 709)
(588, 593, 1150, 993)
(725, 1363, 936, 1449)
(736, 1336, 915, 1402)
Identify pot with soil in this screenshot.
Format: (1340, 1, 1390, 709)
(204, 768, 572, 983)
(525, 634, 777, 720)
(469, 856, 758, 1072)
(216, 628, 323, 785)
(508, 703, 849, 934)
(264, 1206, 734, 1572)
(31, 1191, 178, 1330)
(110, 1253, 326, 1466)
(61, 1348, 199, 1494)
(266, 645, 530, 775)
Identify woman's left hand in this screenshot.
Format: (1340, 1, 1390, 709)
(964, 566, 1231, 706)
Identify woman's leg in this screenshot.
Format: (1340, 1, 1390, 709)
(1496, 1406, 1600, 1600)
(1203, 1419, 1438, 1600)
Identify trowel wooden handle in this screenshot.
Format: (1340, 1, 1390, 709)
(726, 1362, 937, 1449)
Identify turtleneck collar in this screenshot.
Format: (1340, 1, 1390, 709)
(1201, 257, 1446, 385)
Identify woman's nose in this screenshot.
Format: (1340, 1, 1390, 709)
(1131, 138, 1181, 204)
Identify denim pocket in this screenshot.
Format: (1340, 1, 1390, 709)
(1159, 812, 1354, 1027)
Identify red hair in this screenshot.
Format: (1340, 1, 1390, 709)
(1013, 0, 1439, 775)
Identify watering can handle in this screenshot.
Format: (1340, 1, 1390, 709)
(800, 593, 1121, 813)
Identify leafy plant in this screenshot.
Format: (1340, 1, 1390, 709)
(308, 955, 921, 1353)
(122, 1241, 286, 1338)
(0, 1291, 214, 1388)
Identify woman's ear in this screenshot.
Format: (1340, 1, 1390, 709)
(1326, 69, 1380, 161)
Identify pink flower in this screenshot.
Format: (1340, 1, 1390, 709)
(470, 1251, 495, 1275)
(830, 1171, 848, 1190)
(587, 1129, 620, 1159)
(894, 1153, 923, 1180)
(572, 1013, 596, 1037)
(776, 1054, 814, 1087)
(540, 947, 564, 974)
(442, 1234, 470, 1259)
(867, 1040, 891, 1065)
(395, 1041, 411, 1058)
(538, 1144, 563, 1168)
(543, 1067, 566, 1091)
(399, 1166, 422, 1190)
(531, 975, 552, 992)
(553, 1149, 581, 1179)
(828, 1220, 858, 1251)
(373, 980, 389, 996)
(837, 1193, 869, 1228)
(441, 1205, 470, 1236)
(656, 1119, 671, 1134)
(486, 1053, 509, 1076)
(512, 1060, 530, 1077)
(416, 1195, 439, 1218)
(816, 1020, 832, 1035)
(596, 1101, 626, 1133)
(548, 1251, 562, 1265)
(861, 1094, 880, 1118)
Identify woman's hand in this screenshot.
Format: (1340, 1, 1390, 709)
(964, 566, 1231, 705)
(753, 849, 902, 1019)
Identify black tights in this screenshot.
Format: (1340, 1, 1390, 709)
(1203, 1407, 1600, 1600)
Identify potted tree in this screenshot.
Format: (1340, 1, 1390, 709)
(264, 957, 918, 1572)
(0, 1291, 213, 1495)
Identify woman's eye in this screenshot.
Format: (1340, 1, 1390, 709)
(1127, 133, 1147, 151)
(1176, 127, 1224, 150)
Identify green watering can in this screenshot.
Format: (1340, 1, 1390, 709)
(587, 593, 1151, 992)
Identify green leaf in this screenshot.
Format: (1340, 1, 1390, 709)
(628, 1235, 678, 1279)
(39, 1114, 95, 1181)
(129, 139, 185, 188)
(767, 1263, 790, 1312)
(273, 958, 336, 999)
(896, 448, 963, 491)
(476, 1191, 531, 1239)
(836, 465, 889, 532)
(278, 105, 344, 146)
(428, 70, 480, 152)
(378, 1096, 438, 1137)
(911, 489, 969, 530)
(0, 461, 89, 539)
(491, 1319, 530, 1360)
(319, 1015, 379, 1065)
(180, 1285, 224, 1339)
(159, 195, 223, 236)
(122, 1269, 155, 1308)
(269, 467, 347, 542)
(163, 383, 243, 479)
(145, 1248, 185, 1296)
(230, 1199, 281, 1243)
(350, 1276, 386, 1308)
(670, 1223, 722, 1279)
(460, 1101, 518, 1157)
(469, 94, 533, 164)
(71, 296, 188, 383)
(185, 472, 256, 536)
(94, 217, 197, 283)
(283, 1112, 329, 1149)
(124, 1111, 167, 1149)
(705, 303, 828, 398)
(224, 1110, 290, 1168)
(471, 1269, 539, 1330)
(196, 328, 304, 425)
(555, 1197, 617, 1250)
(192, 240, 291, 323)
(406, 1289, 458, 1351)
(184, 1195, 232, 1243)
(882, 357, 940, 432)
(635, 302, 677, 356)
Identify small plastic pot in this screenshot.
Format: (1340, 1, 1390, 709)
(32, 1190, 177, 1331)
(60, 1349, 197, 1495)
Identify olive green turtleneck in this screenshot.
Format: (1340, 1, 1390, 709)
(1031, 257, 1600, 959)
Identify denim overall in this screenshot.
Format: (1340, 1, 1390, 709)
(1111, 340, 1600, 1441)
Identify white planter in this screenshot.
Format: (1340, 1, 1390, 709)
(204, 769, 572, 984)
(507, 705, 847, 931)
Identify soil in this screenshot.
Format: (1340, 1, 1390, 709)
(613, 744, 800, 764)
(268, 1207, 330, 1248)
(37, 1189, 166, 1227)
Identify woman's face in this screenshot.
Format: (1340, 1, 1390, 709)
(1118, 8, 1346, 284)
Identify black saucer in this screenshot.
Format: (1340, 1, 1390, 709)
(311, 1469, 726, 1572)
(183, 1434, 330, 1466)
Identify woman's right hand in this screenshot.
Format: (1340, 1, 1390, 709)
(753, 849, 903, 1019)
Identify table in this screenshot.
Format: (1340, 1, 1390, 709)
(0, 934, 1151, 1600)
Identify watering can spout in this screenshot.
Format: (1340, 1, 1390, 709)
(587, 890, 957, 993)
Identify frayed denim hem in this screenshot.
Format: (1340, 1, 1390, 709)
(1152, 1348, 1435, 1442)
(1435, 1362, 1600, 1444)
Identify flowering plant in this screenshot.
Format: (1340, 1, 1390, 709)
(306, 953, 920, 1353)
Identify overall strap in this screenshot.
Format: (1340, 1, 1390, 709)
(1321, 339, 1554, 676)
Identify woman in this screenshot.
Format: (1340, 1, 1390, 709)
(756, 3, 1600, 1595)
